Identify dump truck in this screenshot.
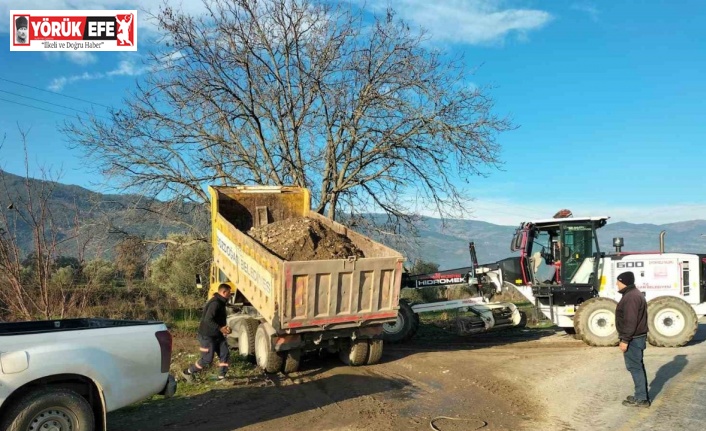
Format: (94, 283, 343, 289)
(201, 185, 405, 373)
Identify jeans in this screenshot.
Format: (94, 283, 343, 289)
(624, 335, 649, 401)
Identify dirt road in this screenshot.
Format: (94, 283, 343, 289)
(110, 319, 706, 431)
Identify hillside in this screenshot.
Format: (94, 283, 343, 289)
(1, 168, 704, 267)
(411, 217, 706, 269)
(0, 169, 208, 258)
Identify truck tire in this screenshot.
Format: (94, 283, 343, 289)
(0, 388, 94, 431)
(382, 300, 419, 343)
(366, 339, 384, 365)
(255, 324, 284, 373)
(237, 318, 259, 362)
(647, 296, 698, 347)
(281, 349, 301, 374)
(575, 297, 619, 347)
(339, 339, 369, 366)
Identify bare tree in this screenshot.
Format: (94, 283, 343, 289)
(0, 131, 87, 320)
(63, 0, 512, 236)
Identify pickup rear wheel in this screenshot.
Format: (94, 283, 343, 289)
(255, 324, 284, 373)
(0, 388, 94, 431)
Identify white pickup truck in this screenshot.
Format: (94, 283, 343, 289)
(0, 318, 176, 431)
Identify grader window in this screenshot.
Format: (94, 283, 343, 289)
(561, 225, 595, 283)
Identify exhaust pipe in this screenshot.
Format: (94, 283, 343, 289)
(659, 230, 666, 253)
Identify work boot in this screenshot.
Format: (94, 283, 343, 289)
(622, 398, 650, 408)
(179, 369, 194, 383)
(625, 395, 635, 403)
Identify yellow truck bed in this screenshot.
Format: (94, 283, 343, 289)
(210, 186, 404, 334)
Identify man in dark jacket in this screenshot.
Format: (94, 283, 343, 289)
(615, 271, 650, 407)
(181, 284, 232, 381)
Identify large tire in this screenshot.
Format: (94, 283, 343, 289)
(281, 349, 301, 374)
(366, 339, 384, 365)
(575, 297, 620, 347)
(339, 339, 369, 366)
(647, 296, 698, 347)
(255, 324, 283, 373)
(382, 300, 420, 343)
(0, 388, 94, 431)
(237, 318, 259, 362)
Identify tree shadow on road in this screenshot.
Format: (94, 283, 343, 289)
(108, 371, 411, 431)
(649, 354, 688, 401)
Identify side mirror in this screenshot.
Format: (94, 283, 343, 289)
(196, 274, 203, 289)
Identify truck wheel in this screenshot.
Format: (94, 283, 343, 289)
(575, 297, 619, 347)
(382, 300, 419, 343)
(366, 339, 384, 365)
(281, 349, 301, 374)
(0, 388, 94, 431)
(647, 296, 698, 347)
(255, 324, 283, 373)
(237, 318, 259, 362)
(339, 339, 369, 366)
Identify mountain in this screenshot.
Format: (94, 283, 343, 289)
(0, 169, 207, 259)
(1, 168, 704, 267)
(410, 217, 706, 269)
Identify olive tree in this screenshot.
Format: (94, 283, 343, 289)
(63, 0, 511, 236)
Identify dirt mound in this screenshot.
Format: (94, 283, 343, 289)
(248, 217, 365, 261)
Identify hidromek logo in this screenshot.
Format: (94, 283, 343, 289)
(10, 10, 137, 51)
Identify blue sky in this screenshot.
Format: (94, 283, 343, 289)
(0, 1, 704, 226)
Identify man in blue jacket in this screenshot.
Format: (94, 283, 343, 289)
(615, 271, 650, 407)
(181, 284, 232, 381)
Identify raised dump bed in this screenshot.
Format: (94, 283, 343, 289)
(205, 185, 404, 372)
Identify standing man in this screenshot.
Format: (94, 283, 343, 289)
(181, 284, 233, 381)
(615, 271, 650, 407)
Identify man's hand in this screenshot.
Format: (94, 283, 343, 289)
(220, 325, 232, 335)
(619, 341, 628, 353)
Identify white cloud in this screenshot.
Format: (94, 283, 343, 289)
(65, 51, 99, 65)
(359, 0, 552, 45)
(571, 2, 600, 21)
(3, 1, 552, 47)
(48, 54, 148, 90)
(48, 72, 104, 91)
(107, 57, 150, 76)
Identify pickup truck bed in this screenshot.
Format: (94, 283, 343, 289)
(0, 317, 165, 334)
(0, 318, 175, 431)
